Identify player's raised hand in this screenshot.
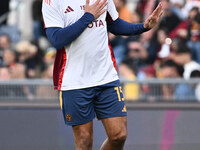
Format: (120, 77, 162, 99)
(85, 0, 108, 19)
(144, 2, 163, 29)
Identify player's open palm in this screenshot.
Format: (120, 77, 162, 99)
(85, 0, 108, 19)
(144, 2, 163, 29)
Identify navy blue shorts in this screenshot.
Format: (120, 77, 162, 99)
(59, 80, 127, 126)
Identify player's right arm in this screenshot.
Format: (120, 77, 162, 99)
(42, 0, 108, 49)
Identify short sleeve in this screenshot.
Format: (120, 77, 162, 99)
(107, 0, 119, 22)
(42, 0, 64, 28)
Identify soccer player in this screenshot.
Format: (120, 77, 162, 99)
(42, 0, 163, 149)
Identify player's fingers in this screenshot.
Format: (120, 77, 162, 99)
(99, 0, 107, 5)
(152, 2, 162, 16)
(86, 0, 90, 6)
(157, 11, 163, 21)
(97, 9, 107, 17)
(159, 11, 164, 17)
(147, 17, 151, 23)
(157, 3, 163, 13)
(98, 0, 108, 10)
(94, 0, 101, 6)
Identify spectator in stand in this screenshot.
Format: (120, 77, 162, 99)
(170, 0, 185, 20)
(190, 70, 200, 101)
(3, 49, 26, 79)
(182, 0, 200, 18)
(118, 60, 139, 100)
(16, 41, 39, 78)
(32, 0, 44, 42)
(126, 40, 148, 73)
(170, 42, 200, 79)
(140, 29, 158, 64)
(0, 34, 11, 50)
(0, 66, 11, 80)
(126, 10, 143, 42)
(44, 47, 56, 65)
(132, 10, 143, 23)
(148, 28, 172, 68)
(0, 65, 26, 98)
(187, 12, 200, 63)
(138, 65, 163, 101)
(138, 65, 156, 80)
(141, 6, 178, 65)
(156, 29, 171, 59)
(36, 64, 57, 98)
(160, 60, 196, 101)
(143, 0, 160, 20)
(109, 33, 127, 65)
(110, 0, 137, 65)
(136, 0, 160, 20)
(159, 0, 181, 32)
(136, 0, 149, 18)
(0, 0, 10, 25)
(0, 34, 11, 65)
(109, 9, 144, 65)
(113, 0, 133, 23)
(41, 64, 54, 79)
(168, 7, 199, 40)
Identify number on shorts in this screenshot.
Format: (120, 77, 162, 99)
(114, 86, 125, 101)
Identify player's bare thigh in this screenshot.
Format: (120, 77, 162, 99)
(72, 121, 93, 150)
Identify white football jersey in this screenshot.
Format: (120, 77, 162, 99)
(42, 0, 119, 90)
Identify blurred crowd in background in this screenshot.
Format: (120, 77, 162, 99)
(0, 0, 200, 101)
(0, 0, 54, 81)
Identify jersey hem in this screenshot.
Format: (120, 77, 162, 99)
(65, 116, 95, 126)
(59, 77, 119, 91)
(97, 113, 127, 120)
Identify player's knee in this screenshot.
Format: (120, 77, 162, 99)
(109, 129, 127, 145)
(78, 131, 93, 147)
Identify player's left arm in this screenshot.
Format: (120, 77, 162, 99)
(108, 2, 163, 35)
